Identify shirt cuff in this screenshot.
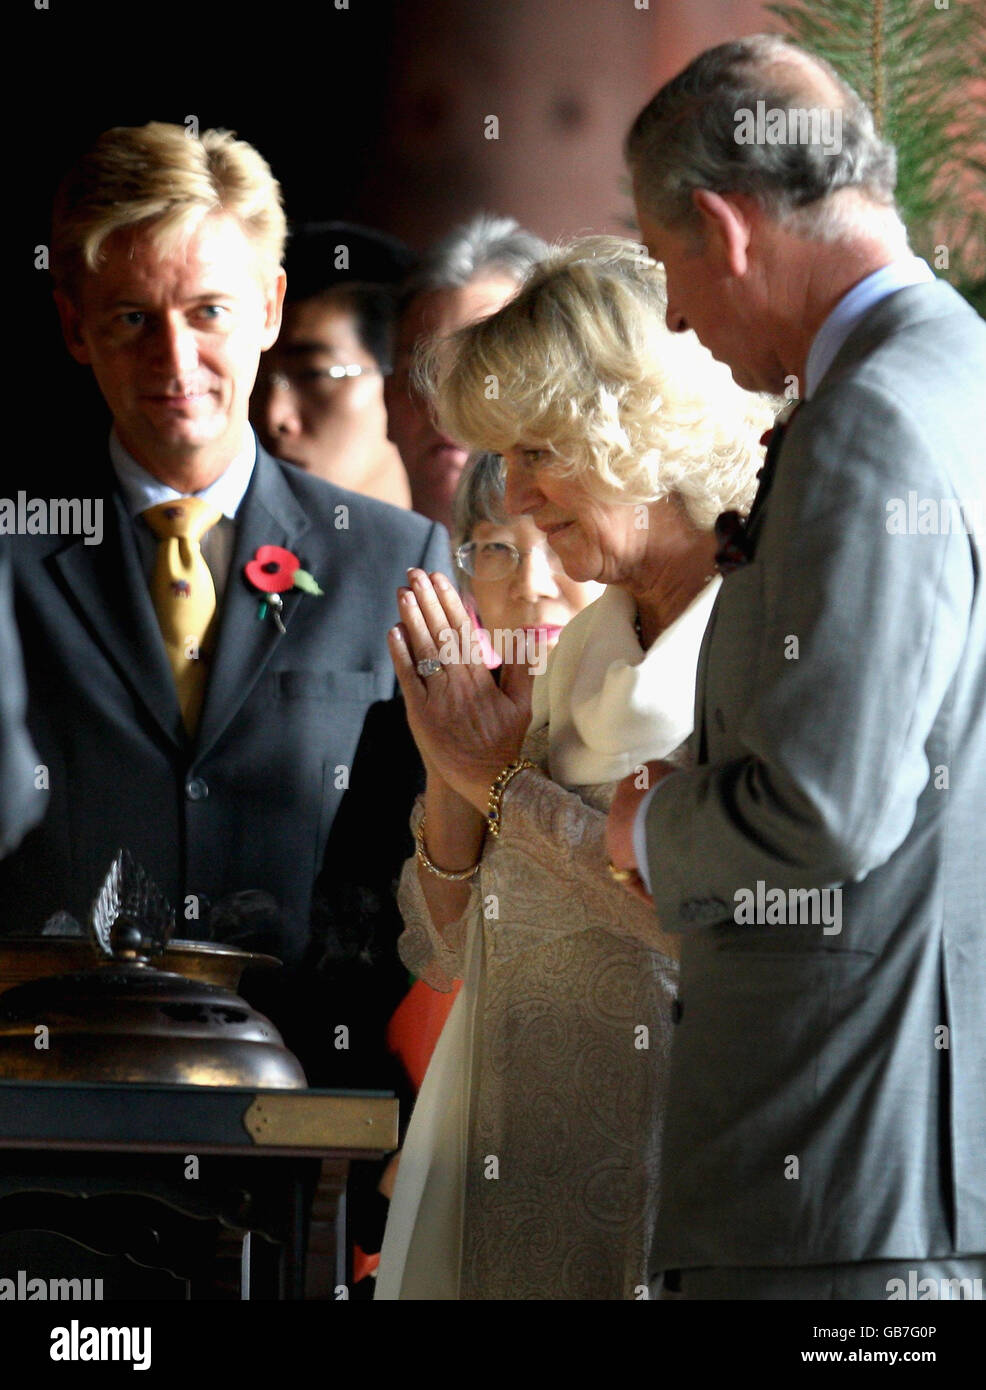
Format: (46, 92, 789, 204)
(632, 783, 660, 894)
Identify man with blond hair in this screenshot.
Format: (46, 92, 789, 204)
(3, 123, 448, 1091)
(607, 36, 986, 1299)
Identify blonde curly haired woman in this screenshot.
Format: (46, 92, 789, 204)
(376, 236, 777, 1300)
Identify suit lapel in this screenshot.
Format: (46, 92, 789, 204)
(52, 488, 184, 748)
(700, 407, 800, 758)
(692, 600, 717, 765)
(194, 451, 312, 760)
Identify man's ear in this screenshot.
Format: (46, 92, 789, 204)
(259, 268, 287, 351)
(691, 190, 753, 278)
(53, 289, 92, 365)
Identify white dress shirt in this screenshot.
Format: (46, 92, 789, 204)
(109, 429, 257, 609)
(632, 257, 937, 892)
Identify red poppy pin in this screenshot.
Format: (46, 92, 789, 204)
(245, 545, 323, 633)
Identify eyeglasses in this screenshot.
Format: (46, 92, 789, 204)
(455, 540, 568, 582)
(262, 364, 390, 399)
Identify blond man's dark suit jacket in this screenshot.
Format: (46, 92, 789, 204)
(644, 279, 986, 1270)
(2, 444, 449, 1082)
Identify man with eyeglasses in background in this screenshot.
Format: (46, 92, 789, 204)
(252, 222, 414, 508)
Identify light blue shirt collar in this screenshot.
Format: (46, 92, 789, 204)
(804, 256, 935, 398)
(110, 429, 257, 520)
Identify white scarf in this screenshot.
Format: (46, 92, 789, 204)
(529, 578, 722, 786)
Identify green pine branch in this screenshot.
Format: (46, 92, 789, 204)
(768, 0, 986, 311)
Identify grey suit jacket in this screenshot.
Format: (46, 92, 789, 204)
(644, 279, 986, 1269)
(2, 444, 449, 977)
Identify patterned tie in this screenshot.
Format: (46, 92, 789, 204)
(143, 497, 223, 733)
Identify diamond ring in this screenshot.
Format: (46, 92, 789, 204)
(416, 656, 444, 678)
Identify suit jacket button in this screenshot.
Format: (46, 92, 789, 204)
(671, 999, 683, 1024)
(185, 777, 209, 801)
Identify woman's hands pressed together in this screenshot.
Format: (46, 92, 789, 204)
(388, 568, 536, 815)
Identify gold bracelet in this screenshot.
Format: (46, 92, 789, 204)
(415, 816, 480, 881)
(486, 758, 538, 838)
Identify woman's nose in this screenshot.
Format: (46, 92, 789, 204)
(510, 547, 561, 600)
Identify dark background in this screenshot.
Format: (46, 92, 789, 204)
(17, 0, 773, 492)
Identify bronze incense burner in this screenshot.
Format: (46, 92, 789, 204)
(0, 852, 306, 1089)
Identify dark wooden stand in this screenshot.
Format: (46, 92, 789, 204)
(0, 1080, 397, 1300)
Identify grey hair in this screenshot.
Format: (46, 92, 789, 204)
(626, 34, 903, 244)
(450, 451, 509, 580)
(399, 214, 548, 311)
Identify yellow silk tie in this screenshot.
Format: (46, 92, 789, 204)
(143, 497, 224, 734)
